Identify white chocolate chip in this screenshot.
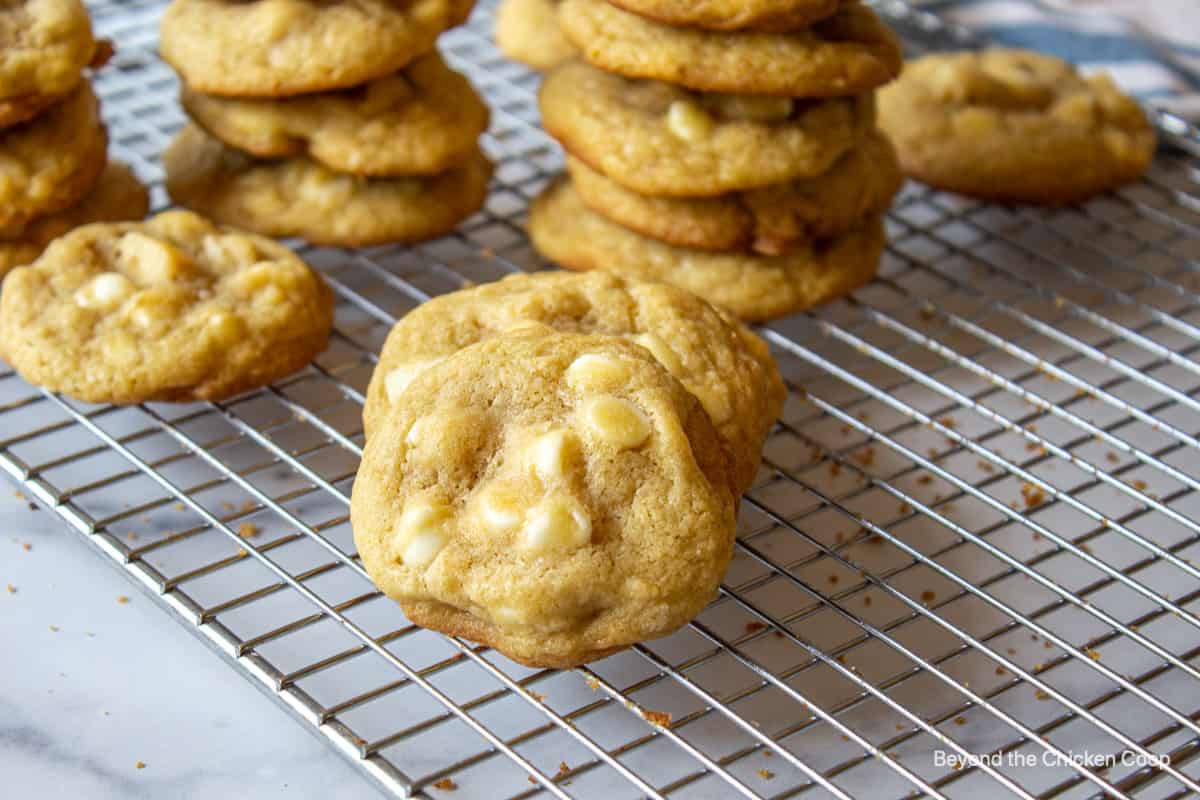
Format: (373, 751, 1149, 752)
(393, 499, 452, 567)
(75, 272, 134, 310)
(693, 384, 733, 424)
(492, 606, 528, 628)
(476, 481, 526, 531)
(384, 359, 443, 404)
(633, 333, 684, 375)
(401, 531, 447, 568)
(528, 428, 581, 484)
(202, 234, 259, 268)
(521, 495, 591, 553)
(117, 231, 192, 284)
(566, 353, 633, 392)
(582, 396, 651, 450)
(405, 416, 431, 447)
(667, 99, 714, 142)
(204, 310, 241, 341)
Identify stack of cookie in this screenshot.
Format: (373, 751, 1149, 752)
(352, 271, 786, 667)
(527, 0, 906, 322)
(0, 0, 149, 276)
(159, 0, 492, 248)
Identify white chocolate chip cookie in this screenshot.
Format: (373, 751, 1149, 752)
(362, 271, 784, 496)
(879, 49, 1156, 204)
(0, 210, 334, 403)
(351, 330, 737, 668)
(0, 0, 97, 128)
(160, 0, 475, 97)
(0, 81, 107, 228)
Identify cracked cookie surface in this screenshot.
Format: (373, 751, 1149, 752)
(362, 270, 785, 494)
(352, 329, 737, 668)
(0, 210, 334, 403)
(878, 49, 1155, 204)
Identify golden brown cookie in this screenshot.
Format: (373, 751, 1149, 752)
(0, 162, 149, 275)
(362, 271, 785, 494)
(0, 210, 335, 403)
(878, 49, 1156, 205)
(558, 0, 901, 97)
(541, 60, 875, 197)
(351, 329, 737, 668)
(181, 53, 489, 177)
(0, 81, 107, 228)
(160, 0, 475, 97)
(529, 179, 884, 321)
(163, 125, 493, 248)
(607, 0, 842, 32)
(0, 0, 97, 128)
(567, 131, 900, 255)
(495, 0, 577, 71)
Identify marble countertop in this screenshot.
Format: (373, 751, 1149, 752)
(0, 482, 382, 800)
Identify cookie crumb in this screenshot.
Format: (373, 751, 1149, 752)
(49, 625, 60, 632)
(432, 778, 456, 790)
(1132, 479, 1147, 491)
(642, 709, 672, 727)
(917, 475, 933, 485)
(863, 594, 872, 607)
(995, 666, 1006, 676)
(556, 762, 570, 779)
(13, 490, 24, 500)
(530, 691, 546, 702)
(1035, 690, 1050, 701)
(953, 716, 966, 726)
(21, 542, 31, 552)
(1021, 483, 1045, 509)
(585, 676, 600, 690)
(6, 584, 15, 594)
(117, 595, 129, 605)
(1105, 452, 1118, 464)
(1085, 648, 1101, 661)
(745, 621, 766, 633)
(920, 590, 936, 604)
(136, 761, 146, 770)
(758, 768, 775, 780)
(237, 522, 258, 539)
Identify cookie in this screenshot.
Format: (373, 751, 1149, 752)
(541, 60, 874, 197)
(0, 162, 149, 275)
(495, 0, 577, 71)
(0, 81, 107, 228)
(163, 125, 493, 248)
(558, 0, 901, 97)
(529, 179, 884, 321)
(0, 210, 334, 403)
(0, 0, 96, 128)
(160, 0, 475, 97)
(351, 329, 737, 668)
(181, 53, 489, 177)
(606, 0, 842, 32)
(878, 49, 1156, 205)
(362, 271, 785, 494)
(568, 130, 900, 254)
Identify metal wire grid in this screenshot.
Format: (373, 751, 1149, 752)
(5, 1, 1200, 797)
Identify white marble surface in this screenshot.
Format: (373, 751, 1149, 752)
(0, 482, 382, 800)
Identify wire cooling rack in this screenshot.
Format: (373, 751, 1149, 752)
(6, 1, 1200, 798)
